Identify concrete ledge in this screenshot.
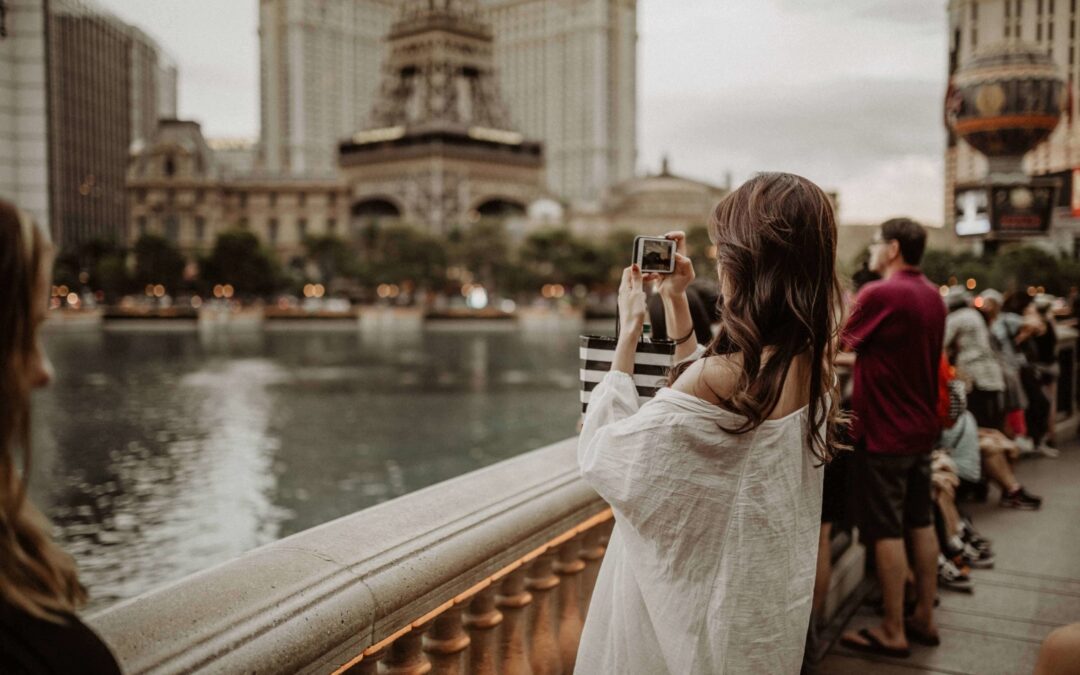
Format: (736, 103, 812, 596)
(89, 437, 604, 674)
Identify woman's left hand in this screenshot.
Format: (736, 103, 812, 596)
(643, 231, 695, 298)
(618, 264, 647, 338)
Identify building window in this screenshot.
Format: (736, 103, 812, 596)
(239, 193, 247, 208)
(268, 218, 279, 244)
(328, 192, 337, 207)
(298, 218, 308, 240)
(195, 189, 205, 204)
(326, 217, 337, 234)
(269, 191, 277, 207)
(165, 216, 179, 243)
(298, 192, 306, 207)
(164, 156, 176, 177)
(195, 217, 206, 242)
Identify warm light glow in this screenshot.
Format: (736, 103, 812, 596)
(974, 297, 985, 309)
(213, 284, 224, 298)
(66, 292, 79, 306)
(153, 284, 166, 298)
(461, 283, 474, 297)
(377, 284, 392, 299)
(191, 296, 203, 309)
(965, 278, 976, 290)
(78, 271, 89, 284)
(58, 285, 69, 296)
(1028, 286, 1038, 296)
(303, 284, 314, 298)
(313, 284, 325, 298)
(1037, 286, 1046, 294)
(145, 284, 154, 296)
(939, 285, 949, 296)
(222, 284, 235, 299)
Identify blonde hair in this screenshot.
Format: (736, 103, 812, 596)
(0, 199, 86, 621)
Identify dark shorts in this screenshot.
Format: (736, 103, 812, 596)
(855, 445, 933, 541)
(967, 387, 1004, 430)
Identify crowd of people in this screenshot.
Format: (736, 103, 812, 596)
(826, 217, 1066, 663)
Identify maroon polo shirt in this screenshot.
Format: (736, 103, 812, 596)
(842, 268, 946, 455)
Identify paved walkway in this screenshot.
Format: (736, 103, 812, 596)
(820, 445, 1080, 675)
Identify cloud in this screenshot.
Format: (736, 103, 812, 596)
(771, 0, 944, 28)
(640, 78, 947, 224)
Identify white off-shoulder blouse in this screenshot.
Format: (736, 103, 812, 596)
(575, 351, 824, 674)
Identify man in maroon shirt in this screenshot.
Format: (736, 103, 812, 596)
(839, 218, 946, 658)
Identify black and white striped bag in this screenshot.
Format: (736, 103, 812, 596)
(579, 335, 676, 413)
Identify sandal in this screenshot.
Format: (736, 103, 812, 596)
(905, 620, 941, 647)
(840, 628, 912, 659)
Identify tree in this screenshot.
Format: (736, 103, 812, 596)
(448, 221, 512, 294)
(516, 228, 608, 293)
(366, 225, 447, 290)
(200, 230, 281, 297)
(304, 234, 360, 283)
(132, 235, 185, 293)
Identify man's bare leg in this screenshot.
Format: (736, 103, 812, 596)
(842, 537, 910, 650)
(907, 525, 940, 640)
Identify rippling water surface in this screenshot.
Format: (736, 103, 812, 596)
(30, 324, 584, 610)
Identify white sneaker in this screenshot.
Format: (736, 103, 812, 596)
(1037, 443, 1061, 458)
(1015, 436, 1035, 454)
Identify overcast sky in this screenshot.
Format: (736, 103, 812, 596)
(96, 0, 948, 226)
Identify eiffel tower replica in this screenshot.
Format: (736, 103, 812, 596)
(339, 0, 544, 235)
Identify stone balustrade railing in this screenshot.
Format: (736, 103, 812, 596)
(89, 437, 611, 674)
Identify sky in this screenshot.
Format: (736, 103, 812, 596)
(95, 0, 949, 226)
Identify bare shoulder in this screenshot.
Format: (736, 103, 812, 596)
(670, 353, 742, 404)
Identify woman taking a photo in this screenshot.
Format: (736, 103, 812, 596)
(0, 199, 121, 673)
(576, 173, 845, 674)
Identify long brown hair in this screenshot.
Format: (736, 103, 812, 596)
(0, 199, 86, 620)
(670, 173, 846, 463)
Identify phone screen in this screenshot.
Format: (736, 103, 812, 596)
(635, 237, 676, 274)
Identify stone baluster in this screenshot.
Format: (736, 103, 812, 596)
(578, 526, 606, 618)
(526, 552, 563, 675)
(381, 623, 432, 675)
(496, 568, 534, 675)
(341, 646, 385, 675)
(423, 608, 470, 675)
(463, 587, 502, 675)
(554, 536, 586, 672)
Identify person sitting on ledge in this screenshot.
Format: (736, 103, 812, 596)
(0, 199, 122, 673)
(576, 173, 846, 674)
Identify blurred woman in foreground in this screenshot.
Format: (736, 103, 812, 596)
(0, 199, 120, 673)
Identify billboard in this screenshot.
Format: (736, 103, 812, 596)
(954, 182, 1056, 237)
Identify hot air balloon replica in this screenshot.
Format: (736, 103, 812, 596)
(947, 41, 1065, 242)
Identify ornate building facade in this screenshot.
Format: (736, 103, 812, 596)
(128, 120, 349, 261)
(338, 0, 544, 236)
(258, 0, 636, 204)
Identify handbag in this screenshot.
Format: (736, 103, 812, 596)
(579, 329, 675, 413)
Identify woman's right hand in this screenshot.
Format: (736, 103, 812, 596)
(618, 264, 647, 339)
(643, 231, 694, 299)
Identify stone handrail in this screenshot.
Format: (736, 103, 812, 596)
(89, 437, 610, 674)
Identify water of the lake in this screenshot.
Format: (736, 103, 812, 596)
(30, 322, 589, 611)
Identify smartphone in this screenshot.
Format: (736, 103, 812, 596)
(633, 236, 676, 274)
